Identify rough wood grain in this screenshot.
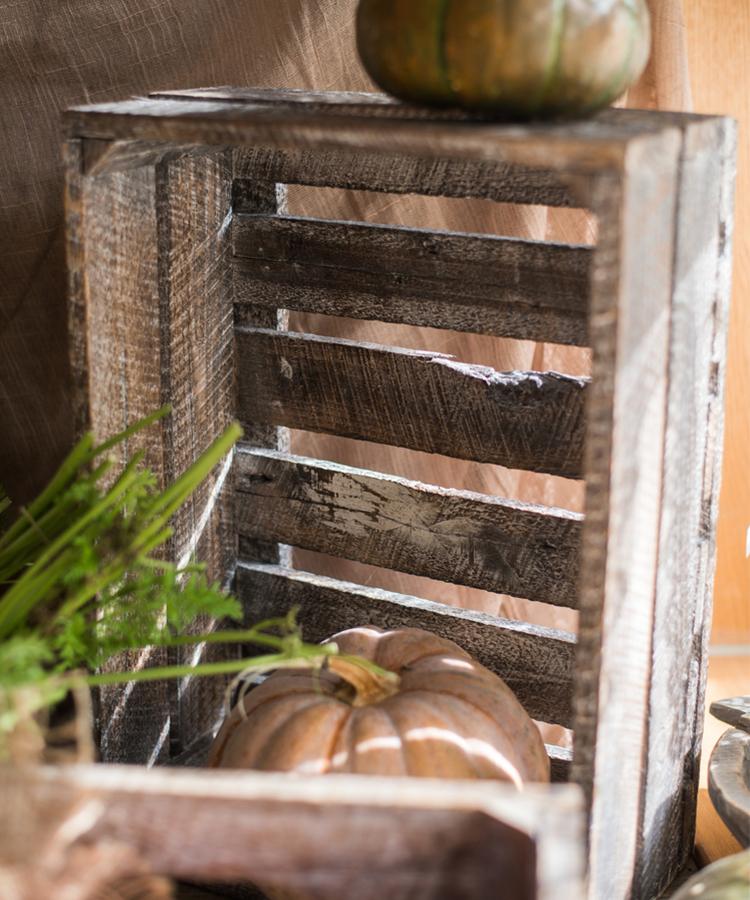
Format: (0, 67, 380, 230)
(229, 162, 291, 572)
(64, 92, 737, 897)
(233, 213, 591, 346)
(6, 765, 586, 900)
(63, 92, 705, 179)
(65, 139, 171, 765)
(636, 117, 739, 899)
(235, 329, 588, 478)
(572, 131, 682, 900)
(234, 447, 582, 607)
(155, 149, 239, 755)
(235, 562, 576, 729)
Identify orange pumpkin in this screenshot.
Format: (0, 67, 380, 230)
(356, 0, 651, 117)
(209, 626, 549, 785)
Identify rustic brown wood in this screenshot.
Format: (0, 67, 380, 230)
(65, 138, 172, 765)
(63, 92, 698, 181)
(235, 447, 582, 607)
(154, 148, 239, 755)
(235, 329, 588, 478)
(235, 562, 576, 729)
(65, 89, 738, 900)
(5, 764, 586, 900)
(636, 117, 739, 899)
(572, 131, 683, 900)
(229, 160, 292, 574)
(233, 213, 591, 346)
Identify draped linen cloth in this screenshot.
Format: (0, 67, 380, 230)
(0, 1, 690, 630)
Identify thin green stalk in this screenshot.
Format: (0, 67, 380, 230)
(91, 405, 171, 457)
(0, 461, 146, 635)
(0, 433, 96, 551)
(81, 648, 336, 688)
(144, 424, 242, 521)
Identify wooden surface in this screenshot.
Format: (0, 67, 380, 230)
(65, 91, 736, 899)
(685, 0, 750, 648)
(235, 328, 588, 478)
(233, 212, 591, 345)
(636, 116, 737, 899)
(235, 447, 582, 607)
(572, 131, 683, 900)
(3, 765, 586, 900)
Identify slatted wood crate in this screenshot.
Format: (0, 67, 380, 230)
(53, 89, 736, 899)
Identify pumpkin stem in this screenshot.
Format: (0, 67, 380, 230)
(327, 655, 400, 707)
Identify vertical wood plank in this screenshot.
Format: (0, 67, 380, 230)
(636, 118, 738, 899)
(155, 149, 238, 755)
(66, 140, 171, 764)
(573, 130, 682, 900)
(230, 154, 291, 579)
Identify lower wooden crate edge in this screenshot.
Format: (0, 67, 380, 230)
(4, 763, 586, 900)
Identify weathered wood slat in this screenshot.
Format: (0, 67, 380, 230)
(636, 118, 739, 898)
(572, 133, 683, 900)
(235, 448, 582, 607)
(235, 329, 588, 478)
(235, 562, 576, 729)
(232, 213, 591, 346)
(6, 765, 586, 900)
(547, 745, 573, 784)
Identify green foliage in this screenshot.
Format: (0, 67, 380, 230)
(0, 407, 338, 756)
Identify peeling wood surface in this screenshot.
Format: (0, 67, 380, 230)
(235, 562, 576, 729)
(235, 447, 582, 607)
(233, 213, 590, 345)
(235, 329, 588, 478)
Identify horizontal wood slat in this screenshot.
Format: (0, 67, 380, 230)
(233, 214, 591, 346)
(235, 329, 588, 478)
(235, 448, 582, 607)
(235, 563, 577, 728)
(8, 765, 586, 900)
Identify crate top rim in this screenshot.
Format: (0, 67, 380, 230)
(64, 86, 726, 175)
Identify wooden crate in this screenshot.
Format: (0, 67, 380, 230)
(55, 89, 736, 899)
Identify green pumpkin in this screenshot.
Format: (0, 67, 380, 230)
(356, 0, 651, 118)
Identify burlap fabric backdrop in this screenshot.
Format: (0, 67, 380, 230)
(0, 1, 690, 634)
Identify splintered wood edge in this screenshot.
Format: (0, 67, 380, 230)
(235, 328, 588, 478)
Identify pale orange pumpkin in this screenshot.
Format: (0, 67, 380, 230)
(208, 626, 549, 785)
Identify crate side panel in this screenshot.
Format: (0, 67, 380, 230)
(573, 130, 683, 900)
(233, 212, 591, 345)
(235, 447, 582, 607)
(66, 140, 172, 765)
(235, 329, 588, 478)
(636, 117, 738, 899)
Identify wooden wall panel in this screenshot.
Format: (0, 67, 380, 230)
(686, 0, 750, 648)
